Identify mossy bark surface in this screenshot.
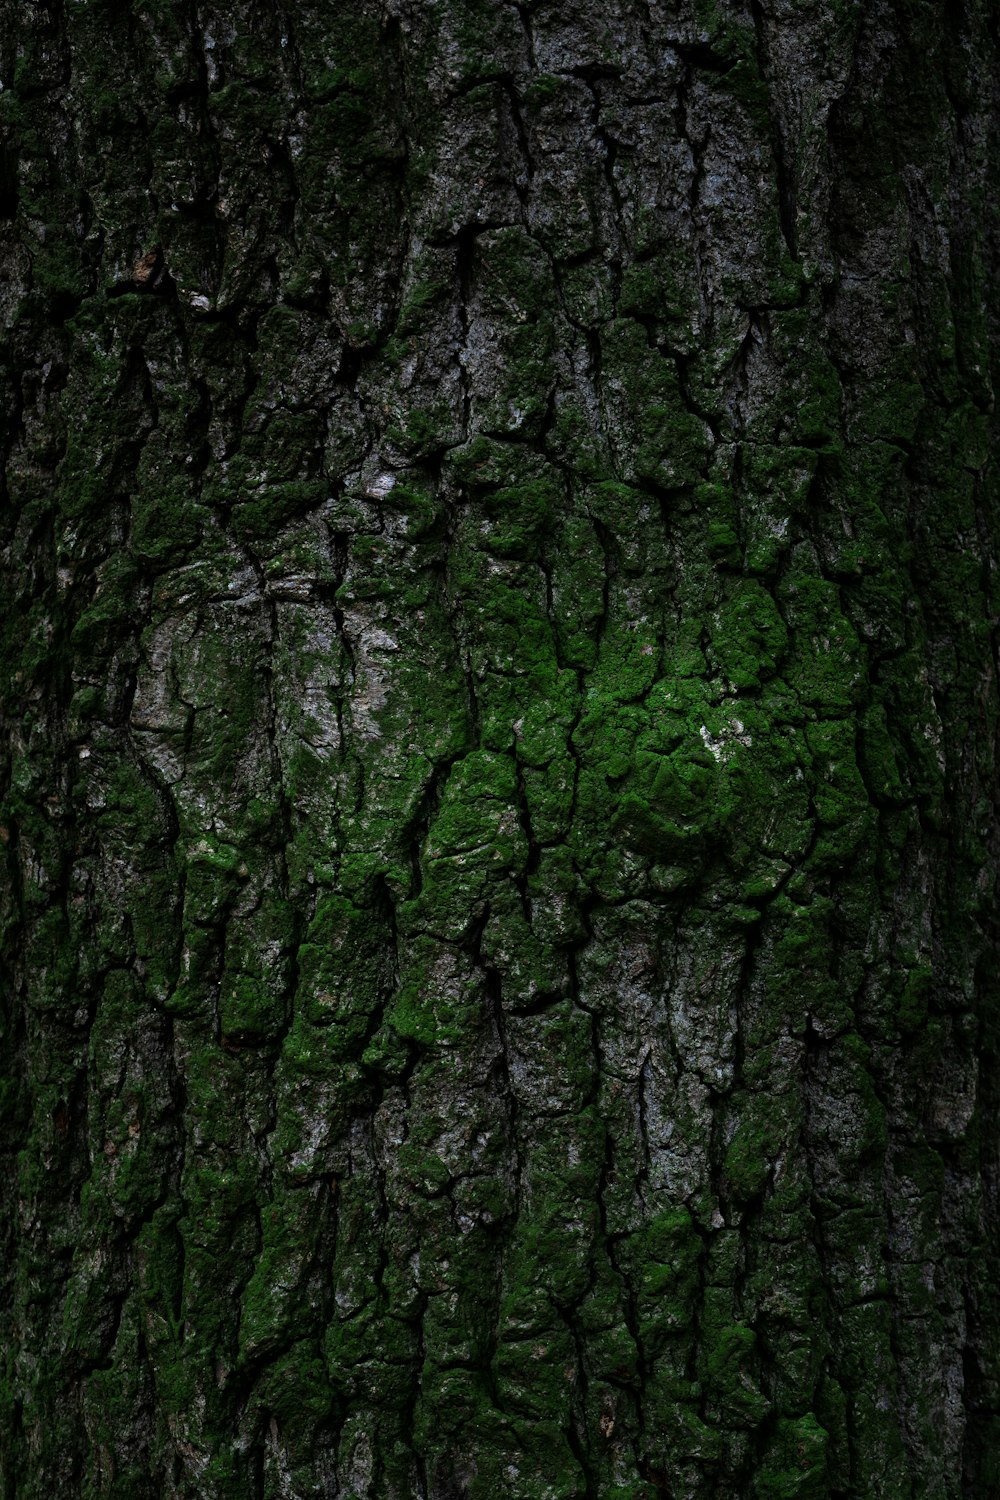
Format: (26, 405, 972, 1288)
(1, 2, 998, 1496)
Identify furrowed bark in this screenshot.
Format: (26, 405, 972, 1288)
(0, 2, 998, 1497)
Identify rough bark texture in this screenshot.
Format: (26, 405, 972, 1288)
(1, 1, 998, 1496)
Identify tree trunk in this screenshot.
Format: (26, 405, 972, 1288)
(1, 1, 998, 1496)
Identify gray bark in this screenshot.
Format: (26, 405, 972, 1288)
(0, 1, 998, 1496)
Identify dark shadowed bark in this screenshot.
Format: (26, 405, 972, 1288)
(1, 1, 998, 1496)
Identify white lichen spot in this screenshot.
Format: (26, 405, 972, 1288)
(366, 471, 395, 500)
(699, 725, 724, 761)
(364, 625, 399, 653)
(701, 710, 753, 762)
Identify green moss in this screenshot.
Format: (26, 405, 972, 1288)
(69, 559, 140, 661)
(79, 1301, 156, 1497)
(769, 312, 842, 445)
(778, 552, 866, 714)
(129, 485, 208, 565)
(477, 226, 553, 321)
(385, 938, 483, 1047)
(751, 1413, 830, 1497)
(739, 449, 815, 575)
(601, 319, 710, 487)
(424, 750, 521, 858)
(479, 476, 559, 560)
(805, 718, 875, 870)
(216, 895, 296, 1043)
(618, 254, 701, 345)
(255, 1338, 335, 1429)
(522, 72, 563, 106)
(0, 0, 991, 1487)
(20, 907, 80, 1013)
(182, 836, 249, 924)
(858, 701, 909, 805)
(615, 742, 727, 859)
(28, 234, 86, 306)
(388, 405, 457, 458)
(723, 1102, 784, 1204)
(620, 1210, 703, 1352)
(238, 1188, 325, 1368)
(134, 1203, 184, 1352)
(897, 964, 933, 1034)
(710, 580, 788, 690)
(700, 1310, 770, 1429)
(295, 892, 394, 1034)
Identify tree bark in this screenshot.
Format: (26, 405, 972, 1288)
(1, 1, 998, 1496)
